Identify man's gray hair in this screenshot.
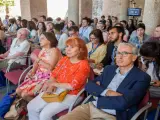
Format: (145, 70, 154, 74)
(17, 28, 30, 38)
(118, 42, 138, 55)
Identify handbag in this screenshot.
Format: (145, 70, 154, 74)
(41, 58, 69, 103)
(4, 98, 27, 120)
(41, 89, 68, 103)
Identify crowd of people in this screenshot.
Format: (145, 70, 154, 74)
(0, 14, 160, 120)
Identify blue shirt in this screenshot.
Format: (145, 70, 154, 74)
(129, 34, 150, 49)
(92, 67, 133, 115)
(79, 26, 93, 42)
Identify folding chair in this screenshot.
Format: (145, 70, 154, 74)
(17, 49, 41, 86)
(154, 100, 160, 120)
(131, 91, 152, 120)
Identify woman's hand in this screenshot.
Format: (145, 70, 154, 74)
(152, 80, 160, 87)
(46, 85, 57, 94)
(27, 70, 35, 79)
(88, 59, 95, 63)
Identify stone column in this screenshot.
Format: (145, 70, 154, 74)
(20, 0, 47, 20)
(102, 0, 121, 19)
(143, 0, 160, 35)
(119, 0, 129, 21)
(79, 0, 92, 22)
(68, 0, 79, 25)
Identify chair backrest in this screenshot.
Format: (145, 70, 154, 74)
(88, 67, 95, 81)
(138, 91, 150, 109)
(30, 49, 41, 63)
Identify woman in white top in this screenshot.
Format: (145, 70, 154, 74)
(0, 28, 30, 69)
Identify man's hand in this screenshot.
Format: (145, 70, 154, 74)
(0, 54, 5, 59)
(96, 81, 100, 85)
(96, 63, 103, 70)
(152, 80, 160, 87)
(106, 90, 123, 96)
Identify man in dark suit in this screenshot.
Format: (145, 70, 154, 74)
(97, 26, 125, 69)
(59, 42, 151, 120)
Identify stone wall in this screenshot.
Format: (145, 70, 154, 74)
(92, 0, 103, 19)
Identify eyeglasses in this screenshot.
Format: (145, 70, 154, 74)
(90, 37, 97, 40)
(116, 51, 135, 57)
(141, 56, 155, 63)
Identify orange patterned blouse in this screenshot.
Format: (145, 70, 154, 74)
(51, 57, 90, 95)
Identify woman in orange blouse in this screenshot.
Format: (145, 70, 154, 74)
(27, 37, 90, 120)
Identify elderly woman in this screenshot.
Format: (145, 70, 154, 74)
(27, 37, 90, 120)
(0, 28, 30, 69)
(16, 32, 62, 101)
(86, 29, 107, 68)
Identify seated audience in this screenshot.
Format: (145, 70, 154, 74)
(0, 26, 6, 54)
(128, 19, 136, 35)
(16, 32, 62, 101)
(16, 18, 22, 30)
(53, 24, 62, 41)
(120, 20, 129, 38)
(97, 21, 110, 43)
(140, 41, 160, 97)
(2, 15, 9, 31)
(67, 20, 75, 29)
(68, 25, 89, 43)
(149, 25, 160, 41)
(27, 21, 38, 43)
(0, 28, 30, 69)
(46, 22, 54, 33)
(21, 19, 28, 28)
(100, 15, 106, 24)
(58, 30, 68, 54)
(154, 25, 160, 38)
(79, 17, 93, 42)
(106, 19, 112, 31)
(38, 15, 46, 23)
(7, 18, 17, 36)
(115, 23, 128, 42)
(31, 18, 38, 27)
(59, 42, 151, 120)
(111, 16, 118, 26)
(97, 26, 125, 68)
(91, 17, 98, 29)
(0, 18, 4, 30)
(87, 29, 107, 68)
(27, 37, 90, 120)
(0, 25, 5, 41)
(129, 23, 150, 48)
(37, 22, 46, 38)
(96, 21, 107, 32)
